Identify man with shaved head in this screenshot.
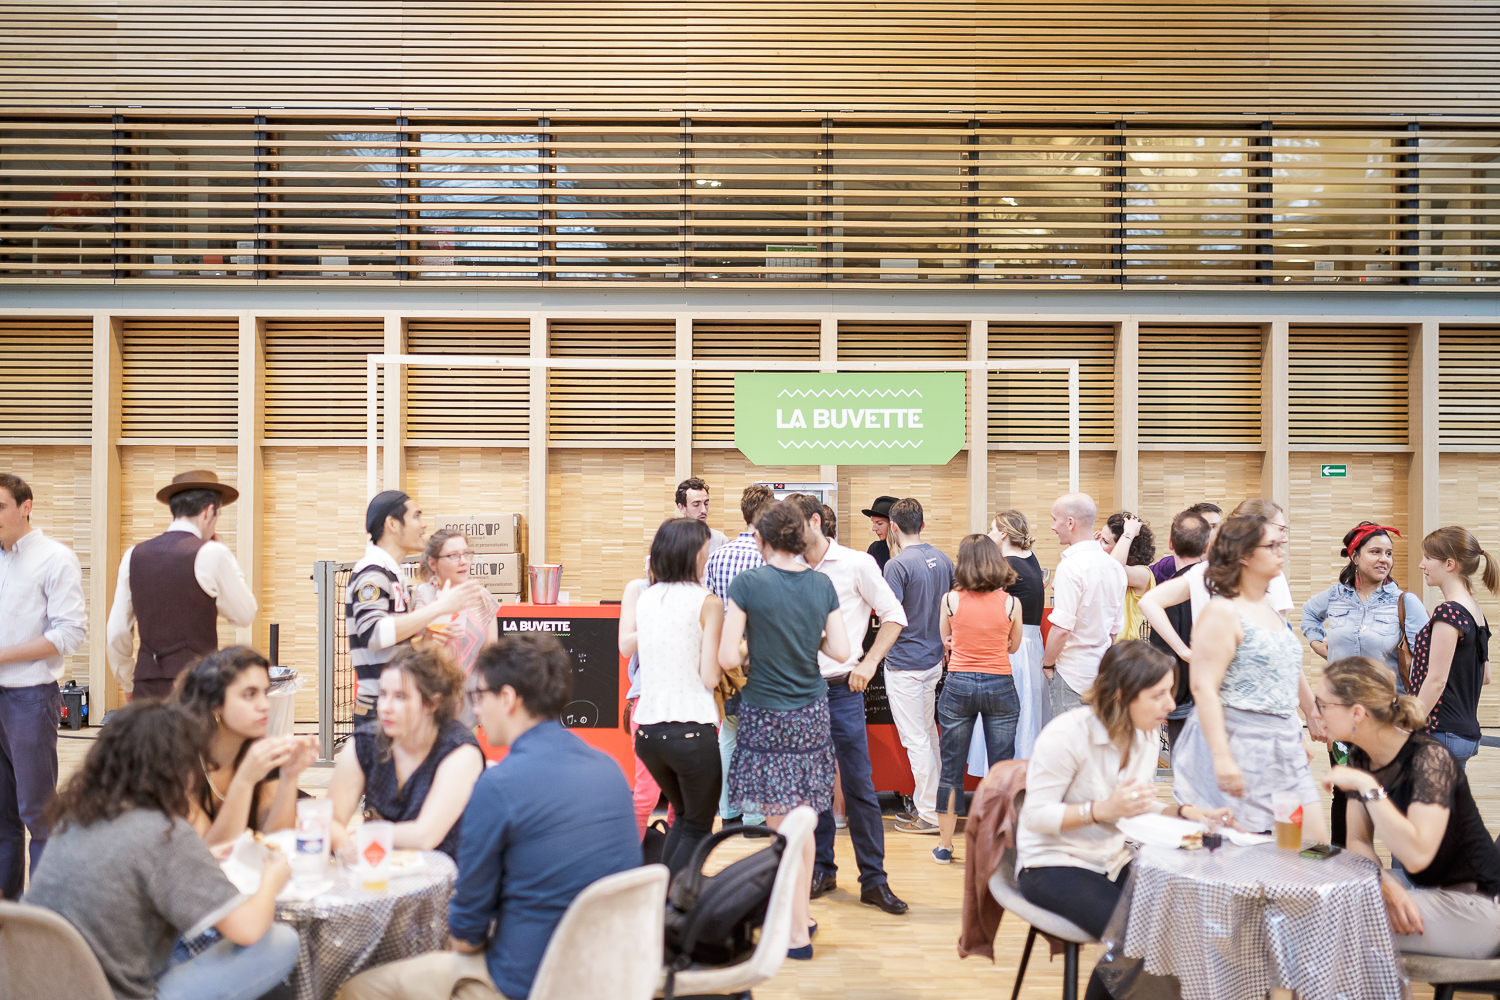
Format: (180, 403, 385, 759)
(1039, 492, 1127, 716)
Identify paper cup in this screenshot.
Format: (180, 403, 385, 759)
(355, 820, 394, 891)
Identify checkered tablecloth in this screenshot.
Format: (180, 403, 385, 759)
(1120, 843, 1407, 1000)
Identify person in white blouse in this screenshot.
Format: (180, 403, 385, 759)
(106, 471, 257, 700)
(1018, 640, 1234, 1000)
(0, 473, 87, 899)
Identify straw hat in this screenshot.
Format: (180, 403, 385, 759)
(155, 470, 239, 506)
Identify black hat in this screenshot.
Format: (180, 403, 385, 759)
(861, 495, 899, 519)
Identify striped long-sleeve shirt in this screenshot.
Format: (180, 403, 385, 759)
(346, 542, 411, 722)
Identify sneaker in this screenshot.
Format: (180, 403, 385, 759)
(894, 817, 940, 835)
(932, 846, 953, 864)
(833, 813, 848, 830)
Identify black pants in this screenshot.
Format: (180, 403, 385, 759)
(634, 721, 722, 875)
(1329, 749, 1347, 847)
(1018, 864, 1132, 1000)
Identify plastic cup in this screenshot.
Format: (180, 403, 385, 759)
(292, 798, 332, 887)
(1272, 791, 1304, 850)
(355, 820, 394, 891)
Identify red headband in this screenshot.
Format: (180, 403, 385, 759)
(1342, 524, 1401, 559)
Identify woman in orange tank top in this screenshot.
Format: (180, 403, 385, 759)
(932, 534, 1024, 863)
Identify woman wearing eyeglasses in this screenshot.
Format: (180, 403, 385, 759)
(1170, 514, 1329, 842)
(412, 528, 501, 727)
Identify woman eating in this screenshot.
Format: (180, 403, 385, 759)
(1320, 656, 1500, 959)
(719, 500, 849, 960)
(1098, 512, 1156, 641)
(934, 533, 1023, 865)
(1018, 641, 1234, 1000)
(411, 528, 500, 728)
(174, 646, 319, 847)
(1170, 514, 1329, 842)
(328, 645, 485, 859)
(988, 509, 1051, 756)
(25, 700, 300, 1000)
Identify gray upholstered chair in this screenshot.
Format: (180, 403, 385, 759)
(1401, 954, 1500, 1000)
(0, 900, 114, 1000)
(529, 863, 670, 1000)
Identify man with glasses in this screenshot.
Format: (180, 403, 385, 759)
(341, 633, 640, 1000)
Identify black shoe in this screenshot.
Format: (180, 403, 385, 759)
(810, 871, 837, 899)
(860, 883, 910, 915)
(720, 815, 743, 830)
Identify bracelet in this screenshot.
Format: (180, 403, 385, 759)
(1359, 785, 1389, 803)
(1077, 801, 1089, 823)
(1174, 803, 1188, 819)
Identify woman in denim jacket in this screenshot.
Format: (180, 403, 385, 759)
(1302, 521, 1428, 844)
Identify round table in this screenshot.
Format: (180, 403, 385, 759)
(1111, 843, 1407, 1000)
(275, 851, 457, 1000)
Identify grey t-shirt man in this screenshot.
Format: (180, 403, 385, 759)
(25, 809, 243, 999)
(882, 543, 955, 672)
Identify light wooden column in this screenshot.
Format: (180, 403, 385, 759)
(819, 318, 837, 487)
(674, 317, 692, 483)
(382, 315, 406, 492)
(967, 319, 989, 533)
(528, 316, 549, 564)
(90, 315, 122, 711)
(236, 315, 265, 647)
(1262, 321, 1290, 513)
(1409, 321, 1439, 604)
(1114, 319, 1139, 512)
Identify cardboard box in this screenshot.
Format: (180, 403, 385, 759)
(467, 551, 523, 593)
(435, 513, 523, 553)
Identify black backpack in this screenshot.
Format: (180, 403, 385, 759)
(661, 825, 786, 999)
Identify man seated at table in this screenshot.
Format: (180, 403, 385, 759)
(338, 633, 642, 1000)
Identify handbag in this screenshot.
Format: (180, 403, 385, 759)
(1396, 591, 1414, 691)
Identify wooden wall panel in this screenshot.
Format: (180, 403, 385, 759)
(0, 445, 91, 681)
(546, 448, 677, 603)
(1136, 451, 1265, 537)
(1290, 326, 1411, 446)
(1439, 453, 1500, 724)
(989, 324, 1116, 444)
(988, 450, 1116, 572)
(689, 449, 821, 541)
(120, 319, 239, 440)
(0, 318, 92, 438)
(842, 454, 970, 560)
(1138, 327, 1263, 444)
(404, 447, 530, 543)
(264, 320, 384, 441)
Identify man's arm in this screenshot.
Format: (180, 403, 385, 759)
(849, 559, 907, 692)
(448, 780, 507, 953)
(199, 543, 257, 628)
(1041, 561, 1078, 671)
(105, 548, 137, 691)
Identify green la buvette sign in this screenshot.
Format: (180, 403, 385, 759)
(734, 371, 967, 466)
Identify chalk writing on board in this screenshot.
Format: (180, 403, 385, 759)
(505, 617, 619, 729)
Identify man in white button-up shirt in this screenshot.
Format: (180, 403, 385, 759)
(1040, 493, 1126, 716)
(0, 474, 86, 898)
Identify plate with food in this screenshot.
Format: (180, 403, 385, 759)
(1117, 813, 1205, 850)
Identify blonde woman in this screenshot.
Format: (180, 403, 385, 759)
(989, 510, 1051, 756)
(411, 528, 500, 727)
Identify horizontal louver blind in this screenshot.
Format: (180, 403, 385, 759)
(1139, 326, 1262, 444)
(1290, 326, 1409, 445)
(121, 319, 239, 439)
(1439, 327, 1500, 449)
(989, 324, 1115, 443)
(405, 319, 530, 444)
(0, 317, 92, 436)
(693, 321, 820, 444)
(264, 319, 383, 440)
(548, 320, 674, 442)
(838, 321, 969, 442)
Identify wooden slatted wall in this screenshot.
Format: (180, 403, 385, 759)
(263, 319, 384, 441)
(988, 450, 1117, 570)
(988, 324, 1116, 444)
(120, 319, 239, 440)
(1439, 327, 1500, 449)
(404, 319, 530, 445)
(692, 321, 821, 445)
(1139, 326, 1262, 444)
(1289, 326, 1410, 445)
(0, 317, 92, 437)
(4, 3, 1500, 115)
(547, 319, 674, 442)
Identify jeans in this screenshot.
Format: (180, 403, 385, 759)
(1018, 864, 1132, 1000)
(717, 713, 764, 826)
(1430, 730, 1481, 772)
(936, 672, 1018, 816)
(885, 664, 942, 825)
(814, 682, 888, 889)
(0, 681, 61, 899)
(1046, 670, 1085, 717)
(156, 923, 300, 1000)
(634, 721, 721, 875)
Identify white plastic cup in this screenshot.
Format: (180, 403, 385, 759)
(292, 798, 332, 887)
(1272, 791, 1304, 850)
(355, 820, 394, 891)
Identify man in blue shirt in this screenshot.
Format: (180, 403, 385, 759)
(339, 633, 642, 1000)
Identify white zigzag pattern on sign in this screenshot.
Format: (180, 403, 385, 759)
(776, 439, 924, 449)
(775, 389, 923, 399)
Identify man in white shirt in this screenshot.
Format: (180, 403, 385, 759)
(1040, 493, 1127, 716)
(788, 495, 909, 916)
(106, 470, 257, 700)
(0, 473, 86, 898)
(675, 477, 727, 554)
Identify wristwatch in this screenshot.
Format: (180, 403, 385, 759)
(1359, 785, 1389, 803)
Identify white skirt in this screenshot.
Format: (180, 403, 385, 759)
(966, 624, 1051, 774)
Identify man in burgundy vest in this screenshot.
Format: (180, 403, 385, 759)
(106, 471, 257, 700)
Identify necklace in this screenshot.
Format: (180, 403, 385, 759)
(200, 756, 228, 802)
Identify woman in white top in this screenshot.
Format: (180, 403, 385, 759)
(618, 517, 725, 874)
(1019, 641, 1233, 1000)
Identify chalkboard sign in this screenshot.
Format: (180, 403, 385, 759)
(498, 616, 620, 729)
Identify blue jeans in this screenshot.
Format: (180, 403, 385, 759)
(717, 712, 763, 826)
(0, 682, 61, 899)
(1431, 730, 1481, 772)
(814, 681, 888, 889)
(157, 923, 300, 1000)
(936, 672, 1018, 816)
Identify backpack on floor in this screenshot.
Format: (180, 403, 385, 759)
(661, 824, 786, 999)
(642, 818, 670, 866)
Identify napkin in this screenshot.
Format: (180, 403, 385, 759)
(1117, 813, 1204, 849)
(1224, 829, 1274, 847)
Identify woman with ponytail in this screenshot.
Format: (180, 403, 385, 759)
(1320, 657, 1500, 959)
(1409, 527, 1496, 771)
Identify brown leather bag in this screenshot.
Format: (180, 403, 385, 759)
(1396, 591, 1414, 691)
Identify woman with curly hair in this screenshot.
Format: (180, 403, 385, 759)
(1098, 512, 1156, 642)
(24, 700, 300, 1000)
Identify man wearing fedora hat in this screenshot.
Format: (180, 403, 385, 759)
(107, 470, 257, 700)
(862, 495, 899, 571)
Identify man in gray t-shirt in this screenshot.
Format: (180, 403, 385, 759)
(880, 499, 953, 832)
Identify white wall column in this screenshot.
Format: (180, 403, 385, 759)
(968, 319, 989, 533)
(675, 317, 693, 483)
(1409, 321, 1440, 604)
(1262, 320, 1290, 513)
(236, 315, 265, 646)
(528, 316, 549, 565)
(1115, 319, 1139, 512)
(90, 315, 122, 711)
(382, 315, 406, 492)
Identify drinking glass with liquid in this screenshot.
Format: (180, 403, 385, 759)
(1272, 791, 1304, 850)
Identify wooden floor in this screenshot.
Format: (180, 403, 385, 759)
(53, 730, 1495, 999)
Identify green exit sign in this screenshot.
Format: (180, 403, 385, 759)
(1320, 464, 1349, 478)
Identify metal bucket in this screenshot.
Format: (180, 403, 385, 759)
(528, 563, 564, 604)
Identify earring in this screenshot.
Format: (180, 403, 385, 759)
(1351, 722, 1357, 736)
